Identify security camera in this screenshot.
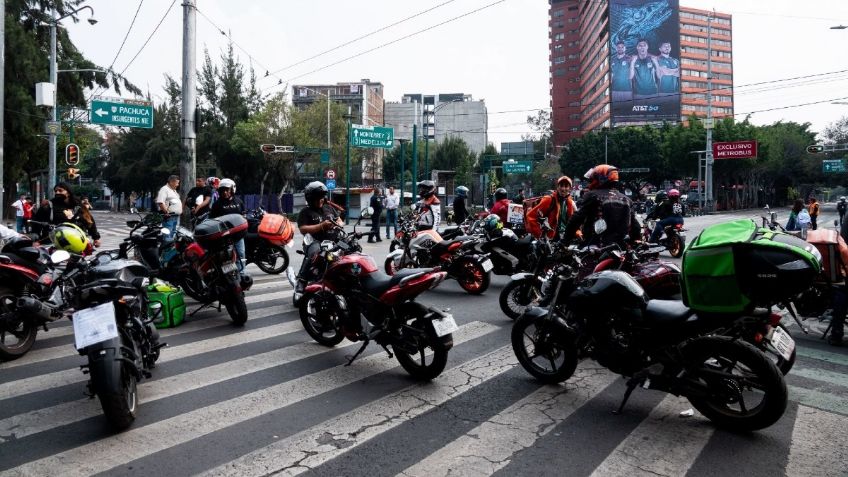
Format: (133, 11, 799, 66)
(87, 18, 98, 25)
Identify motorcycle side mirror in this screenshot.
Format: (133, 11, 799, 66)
(126, 220, 140, 228)
(50, 250, 71, 264)
(360, 206, 374, 219)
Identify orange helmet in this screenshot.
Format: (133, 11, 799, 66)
(583, 164, 619, 189)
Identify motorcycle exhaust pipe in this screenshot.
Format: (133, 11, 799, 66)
(17, 296, 57, 322)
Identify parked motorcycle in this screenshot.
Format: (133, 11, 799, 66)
(244, 207, 292, 274)
(642, 218, 686, 258)
(20, 247, 163, 430)
(512, 265, 788, 431)
(464, 222, 535, 276)
(294, 216, 456, 380)
(126, 213, 252, 326)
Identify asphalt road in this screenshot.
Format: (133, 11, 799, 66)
(1, 207, 847, 476)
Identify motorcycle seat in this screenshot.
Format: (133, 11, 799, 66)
(431, 239, 463, 255)
(643, 300, 695, 324)
(360, 268, 434, 296)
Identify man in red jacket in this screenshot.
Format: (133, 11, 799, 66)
(525, 176, 575, 239)
(490, 188, 510, 224)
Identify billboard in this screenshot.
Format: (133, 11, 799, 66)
(712, 140, 758, 159)
(609, 0, 680, 125)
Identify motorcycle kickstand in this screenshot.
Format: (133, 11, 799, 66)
(345, 338, 370, 367)
(613, 377, 642, 415)
(189, 301, 215, 317)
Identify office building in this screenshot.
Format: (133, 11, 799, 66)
(384, 93, 488, 155)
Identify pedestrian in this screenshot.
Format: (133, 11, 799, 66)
(838, 197, 847, 226)
(808, 196, 820, 230)
(453, 186, 469, 224)
(185, 176, 212, 227)
(50, 182, 101, 248)
(786, 199, 804, 231)
(31, 198, 51, 239)
(368, 188, 384, 243)
(513, 188, 525, 204)
(11, 194, 26, 232)
(156, 175, 182, 241)
(22, 197, 33, 233)
(384, 186, 399, 239)
(128, 191, 138, 213)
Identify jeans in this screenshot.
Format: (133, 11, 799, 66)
(162, 215, 179, 243)
(15, 217, 23, 233)
(370, 212, 382, 241)
(235, 238, 246, 272)
(649, 216, 684, 243)
(385, 209, 397, 238)
(811, 215, 818, 231)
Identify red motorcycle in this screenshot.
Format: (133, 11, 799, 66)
(298, 224, 457, 381)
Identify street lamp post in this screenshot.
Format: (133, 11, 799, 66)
(46, 4, 96, 193)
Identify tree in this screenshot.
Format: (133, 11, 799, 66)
(822, 116, 848, 145)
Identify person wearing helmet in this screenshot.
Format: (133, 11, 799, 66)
(490, 188, 510, 224)
(50, 182, 101, 248)
(646, 188, 684, 243)
(50, 222, 91, 255)
(210, 178, 247, 272)
(296, 181, 344, 296)
(482, 213, 504, 236)
(526, 176, 576, 239)
(453, 186, 469, 224)
(838, 197, 847, 226)
(562, 164, 640, 247)
(415, 180, 441, 230)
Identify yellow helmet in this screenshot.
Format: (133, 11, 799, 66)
(50, 223, 90, 254)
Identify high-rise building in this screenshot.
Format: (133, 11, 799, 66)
(384, 93, 488, 154)
(549, 1, 733, 148)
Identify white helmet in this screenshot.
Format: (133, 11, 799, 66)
(219, 178, 236, 193)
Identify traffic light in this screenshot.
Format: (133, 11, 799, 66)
(67, 167, 80, 180)
(65, 143, 80, 165)
(260, 144, 276, 154)
(807, 144, 825, 154)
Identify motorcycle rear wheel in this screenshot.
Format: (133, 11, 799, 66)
(224, 289, 248, 326)
(384, 253, 415, 276)
(93, 338, 139, 431)
(0, 287, 37, 361)
(684, 336, 787, 431)
(255, 244, 289, 274)
(393, 316, 449, 381)
(499, 279, 542, 320)
(511, 312, 577, 384)
(455, 258, 490, 295)
(299, 293, 345, 346)
(667, 234, 685, 258)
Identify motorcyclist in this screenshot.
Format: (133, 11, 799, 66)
(646, 189, 684, 243)
(562, 164, 640, 247)
(295, 181, 344, 298)
(490, 188, 510, 224)
(414, 180, 441, 230)
(838, 196, 847, 226)
(525, 176, 575, 239)
(453, 186, 469, 224)
(209, 178, 247, 272)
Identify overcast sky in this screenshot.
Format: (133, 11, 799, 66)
(64, 0, 848, 148)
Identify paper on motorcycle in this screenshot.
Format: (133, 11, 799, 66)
(72, 302, 119, 350)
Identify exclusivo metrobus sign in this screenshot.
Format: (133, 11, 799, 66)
(712, 140, 758, 160)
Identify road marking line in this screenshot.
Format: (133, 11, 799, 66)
(789, 385, 848, 416)
(791, 366, 848, 390)
(786, 404, 848, 477)
(796, 347, 848, 368)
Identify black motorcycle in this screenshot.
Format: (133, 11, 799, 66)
(244, 207, 291, 274)
(19, 247, 163, 430)
(463, 221, 535, 276)
(498, 219, 563, 319)
(512, 263, 788, 431)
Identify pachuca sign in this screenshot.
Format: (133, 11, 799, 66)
(90, 98, 154, 129)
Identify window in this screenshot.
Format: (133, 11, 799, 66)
(568, 40, 580, 47)
(554, 68, 566, 77)
(568, 53, 579, 60)
(553, 9, 564, 17)
(569, 113, 580, 119)
(569, 89, 580, 95)
(569, 101, 580, 107)
(568, 17, 577, 23)
(568, 5, 578, 10)
(554, 32, 565, 41)
(554, 56, 566, 65)
(568, 29, 579, 35)
(554, 20, 565, 28)
(568, 65, 579, 71)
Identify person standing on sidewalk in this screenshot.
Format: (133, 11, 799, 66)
(11, 194, 26, 232)
(808, 196, 820, 230)
(156, 175, 182, 241)
(384, 186, 399, 239)
(368, 188, 384, 243)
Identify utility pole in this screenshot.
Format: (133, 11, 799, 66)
(411, 124, 418, 184)
(180, 0, 197, 208)
(48, 7, 58, 193)
(704, 11, 714, 212)
(0, 0, 5, 221)
(398, 139, 407, 207)
(345, 116, 351, 224)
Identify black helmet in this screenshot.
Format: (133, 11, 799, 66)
(655, 190, 668, 202)
(304, 181, 328, 206)
(417, 180, 436, 198)
(494, 188, 508, 201)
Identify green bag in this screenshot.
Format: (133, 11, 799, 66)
(146, 282, 187, 329)
(682, 219, 821, 314)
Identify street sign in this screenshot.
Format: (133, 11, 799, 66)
(326, 179, 336, 190)
(712, 140, 758, 160)
(65, 143, 80, 166)
(807, 144, 825, 154)
(90, 98, 154, 128)
(44, 120, 61, 135)
(823, 159, 846, 173)
(350, 124, 394, 149)
(325, 169, 336, 179)
(502, 161, 533, 174)
(620, 167, 651, 173)
(320, 150, 330, 165)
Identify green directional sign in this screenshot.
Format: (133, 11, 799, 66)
(350, 124, 394, 149)
(90, 98, 154, 128)
(823, 159, 846, 173)
(503, 161, 533, 174)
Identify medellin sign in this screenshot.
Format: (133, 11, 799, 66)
(609, 0, 681, 126)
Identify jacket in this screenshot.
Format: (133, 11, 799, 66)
(809, 202, 820, 216)
(563, 186, 639, 246)
(416, 196, 441, 230)
(491, 198, 511, 224)
(526, 193, 574, 239)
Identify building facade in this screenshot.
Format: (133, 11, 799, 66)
(384, 93, 488, 155)
(549, 1, 733, 148)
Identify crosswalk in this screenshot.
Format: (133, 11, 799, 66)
(0, 213, 847, 475)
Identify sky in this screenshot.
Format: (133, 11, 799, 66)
(63, 0, 848, 149)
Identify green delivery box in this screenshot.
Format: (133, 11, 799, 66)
(682, 219, 821, 314)
(146, 282, 187, 329)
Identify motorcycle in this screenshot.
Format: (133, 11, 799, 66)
(385, 216, 492, 294)
(244, 207, 293, 274)
(126, 213, 252, 326)
(512, 265, 789, 431)
(464, 221, 535, 276)
(294, 215, 456, 380)
(20, 247, 163, 430)
(642, 218, 686, 258)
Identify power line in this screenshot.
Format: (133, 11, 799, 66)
(118, 0, 178, 77)
(87, 0, 145, 101)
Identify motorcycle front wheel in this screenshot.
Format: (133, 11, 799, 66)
(511, 312, 577, 384)
(454, 258, 490, 295)
(393, 315, 449, 381)
(384, 253, 415, 276)
(255, 244, 289, 274)
(667, 234, 685, 258)
(683, 336, 788, 431)
(91, 337, 139, 431)
(299, 292, 345, 346)
(223, 288, 248, 326)
(0, 286, 37, 360)
(499, 278, 542, 320)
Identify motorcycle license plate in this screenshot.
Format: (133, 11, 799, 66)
(481, 259, 494, 272)
(769, 326, 795, 362)
(221, 261, 238, 274)
(72, 302, 119, 350)
(432, 314, 459, 338)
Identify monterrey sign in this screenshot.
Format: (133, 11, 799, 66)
(712, 140, 758, 160)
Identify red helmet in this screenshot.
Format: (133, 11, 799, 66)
(583, 165, 619, 190)
(668, 189, 681, 198)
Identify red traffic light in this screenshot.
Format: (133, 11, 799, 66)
(260, 144, 276, 154)
(807, 145, 825, 154)
(65, 143, 80, 165)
